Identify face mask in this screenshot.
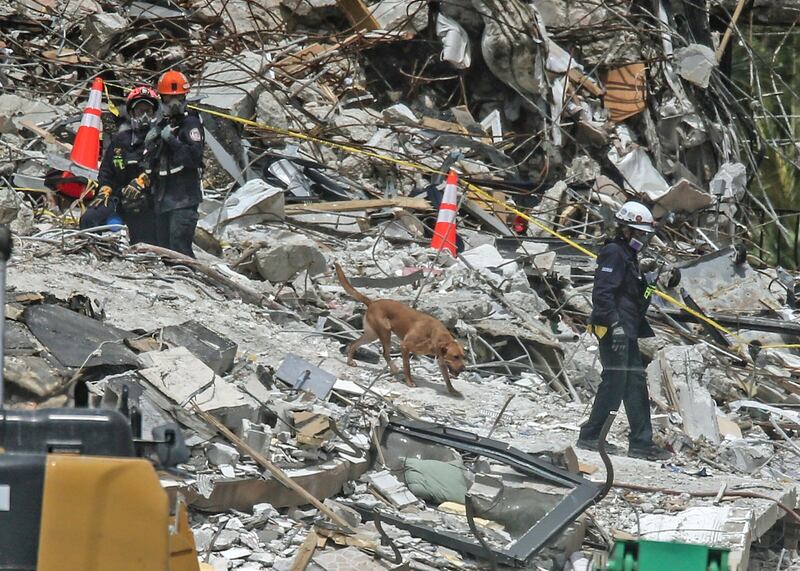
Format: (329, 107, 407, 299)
(165, 100, 186, 118)
(130, 112, 153, 132)
(629, 237, 645, 252)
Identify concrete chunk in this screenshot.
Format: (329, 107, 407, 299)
(323, 498, 362, 528)
(674, 43, 717, 89)
(373, 0, 428, 33)
(254, 239, 326, 284)
(206, 442, 240, 467)
(333, 108, 379, 143)
(240, 418, 272, 456)
(82, 12, 128, 57)
(161, 320, 238, 375)
(365, 469, 418, 508)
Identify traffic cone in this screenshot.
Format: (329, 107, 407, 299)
(430, 170, 459, 256)
(58, 77, 104, 199)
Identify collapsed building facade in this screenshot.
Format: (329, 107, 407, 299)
(3, 0, 800, 569)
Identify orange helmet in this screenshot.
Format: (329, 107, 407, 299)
(157, 70, 190, 95)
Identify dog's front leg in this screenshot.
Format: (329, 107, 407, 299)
(438, 358, 462, 396)
(400, 344, 416, 387)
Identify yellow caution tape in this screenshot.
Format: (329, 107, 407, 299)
(185, 104, 795, 354)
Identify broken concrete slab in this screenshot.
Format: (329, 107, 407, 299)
(187, 457, 365, 512)
(373, 0, 428, 33)
(720, 439, 774, 473)
(191, 0, 281, 34)
(82, 12, 128, 57)
(254, 238, 326, 284)
(192, 51, 273, 118)
(639, 506, 752, 568)
(333, 108, 380, 143)
(652, 179, 715, 218)
(646, 345, 720, 443)
(96, 372, 202, 441)
(5, 355, 66, 398)
(0, 95, 63, 134)
(138, 347, 256, 423)
(365, 469, 418, 508)
(313, 546, 387, 570)
(675, 247, 781, 313)
(160, 320, 238, 375)
(322, 498, 362, 529)
(473, 0, 547, 98)
(23, 304, 139, 369)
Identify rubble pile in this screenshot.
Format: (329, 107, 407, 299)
(3, 0, 800, 569)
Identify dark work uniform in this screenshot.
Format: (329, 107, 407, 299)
(579, 238, 656, 448)
(146, 113, 204, 258)
(80, 126, 157, 245)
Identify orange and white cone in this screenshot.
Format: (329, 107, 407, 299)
(430, 170, 459, 256)
(58, 77, 104, 199)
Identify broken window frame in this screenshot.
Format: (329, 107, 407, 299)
(349, 417, 605, 567)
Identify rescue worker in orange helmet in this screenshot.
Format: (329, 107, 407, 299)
(142, 69, 204, 257)
(80, 84, 159, 245)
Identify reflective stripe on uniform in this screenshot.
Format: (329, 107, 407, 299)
(158, 165, 185, 175)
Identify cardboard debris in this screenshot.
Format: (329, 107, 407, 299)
(602, 63, 647, 122)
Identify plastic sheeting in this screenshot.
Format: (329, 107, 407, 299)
(436, 13, 471, 69)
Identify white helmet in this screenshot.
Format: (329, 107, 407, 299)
(616, 201, 654, 232)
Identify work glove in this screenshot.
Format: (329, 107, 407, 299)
(89, 185, 113, 208)
(121, 173, 150, 203)
(639, 257, 658, 275)
(610, 325, 627, 354)
(144, 126, 160, 146)
(160, 124, 176, 143)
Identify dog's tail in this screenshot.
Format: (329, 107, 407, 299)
(334, 263, 372, 306)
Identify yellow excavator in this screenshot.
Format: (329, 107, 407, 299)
(0, 226, 206, 571)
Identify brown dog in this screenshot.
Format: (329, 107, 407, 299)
(335, 264, 466, 396)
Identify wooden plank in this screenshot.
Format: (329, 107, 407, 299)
(192, 405, 353, 532)
(286, 198, 431, 214)
(567, 68, 605, 97)
(290, 530, 319, 571)
(273, 35, 363, 78)
(336, 0, 380, 30)
(716, 0, 748, 61)
(274, 43, 333, 76)
(18, 119, 72, 152)
(420, 116, 469, 135)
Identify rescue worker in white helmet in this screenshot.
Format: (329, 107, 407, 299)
(577, 201, 671, 461)
(80, 84, 159, 245)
